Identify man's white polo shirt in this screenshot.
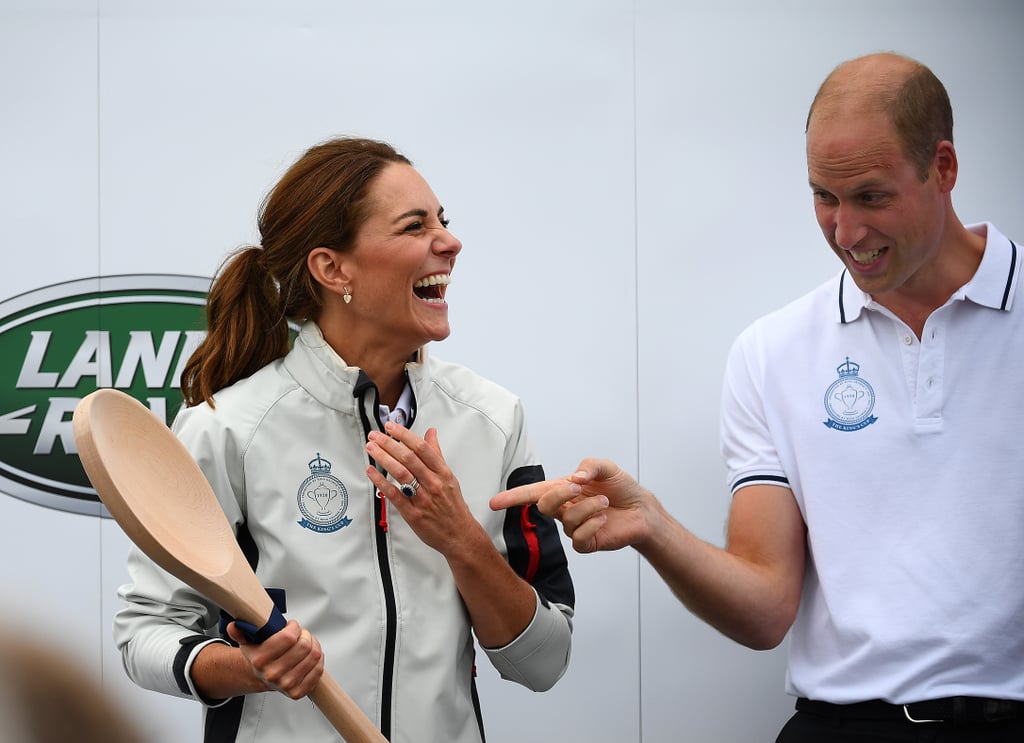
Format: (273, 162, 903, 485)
(720, 222, 1024, 704)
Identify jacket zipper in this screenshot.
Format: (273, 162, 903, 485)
(354, 373, 398, 740)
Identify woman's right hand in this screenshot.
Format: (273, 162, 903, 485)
(193, 619, 324, 701)
(226, 619, 324, 700)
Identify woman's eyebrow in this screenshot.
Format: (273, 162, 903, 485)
(392, 208, 428, 224)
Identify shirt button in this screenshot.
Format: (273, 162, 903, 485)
(903, 335, 913, 345)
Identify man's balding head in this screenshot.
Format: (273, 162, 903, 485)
(806, 53, 953, 181)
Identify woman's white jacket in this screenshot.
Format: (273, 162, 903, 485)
(114, 321, 575, 743)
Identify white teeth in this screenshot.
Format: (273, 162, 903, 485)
(414, 273, 451, 288)
(850, 248, 885, 265)
(413, 273, 450, 303)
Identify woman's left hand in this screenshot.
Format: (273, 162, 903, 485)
(365, 423, 479, 553)
(366, 423, 541, 649)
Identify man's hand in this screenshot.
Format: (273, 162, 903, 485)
(490, 458, 654, 554)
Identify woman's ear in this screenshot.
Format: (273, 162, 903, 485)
(307, 247, 351, 293)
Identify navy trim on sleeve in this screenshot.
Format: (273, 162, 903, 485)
(502, 465, 575, 609)
(173, 635, 210, 696)
(730, 473, 790, 494)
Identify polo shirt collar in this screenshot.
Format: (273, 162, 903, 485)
(961, 222, 1018, 311)
(834, 222, 1019, 323)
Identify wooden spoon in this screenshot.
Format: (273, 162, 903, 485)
(73, 388, 385, 743)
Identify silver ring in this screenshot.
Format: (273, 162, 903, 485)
(400, 478, 419, 498)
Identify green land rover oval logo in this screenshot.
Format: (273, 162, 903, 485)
(0, 275, 210, 517)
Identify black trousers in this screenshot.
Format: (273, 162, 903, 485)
(776, 709, 1024, 742)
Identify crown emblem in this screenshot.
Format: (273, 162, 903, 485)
(308, 453, 332, 474)
(836, 357, 860, 377)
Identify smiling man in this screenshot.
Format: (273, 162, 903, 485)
(492, 53, 1024, 742)
(806, 53, 986, 337)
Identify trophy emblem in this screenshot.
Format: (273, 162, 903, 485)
(296, 453, 352, 533)
(823, 357, 878, 432)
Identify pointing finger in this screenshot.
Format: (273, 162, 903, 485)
(489, 478, 581, 513)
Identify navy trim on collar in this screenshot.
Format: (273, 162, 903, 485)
(1001, 240, 1017, 311)
(838, 269, 849, 324)
(836, 234, 1018, 320)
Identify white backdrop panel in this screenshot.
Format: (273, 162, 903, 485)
(93, 2, 639, 742)
(635, 1, 1024, 741)
(0, 0, 105, 701)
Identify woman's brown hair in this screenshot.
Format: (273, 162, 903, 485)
(180, 137, 411, 406)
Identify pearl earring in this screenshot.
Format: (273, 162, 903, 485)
(343, 286, 352, 304)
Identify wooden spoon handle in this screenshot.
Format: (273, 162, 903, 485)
(311, 674, 387, 743)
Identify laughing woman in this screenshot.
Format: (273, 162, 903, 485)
(113, 137, 574, 743)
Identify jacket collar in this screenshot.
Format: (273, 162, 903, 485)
(283, 320, 429, 412)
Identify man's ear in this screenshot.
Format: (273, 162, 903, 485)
(307, 247, 351, 292)
(933, 140, 958, 193)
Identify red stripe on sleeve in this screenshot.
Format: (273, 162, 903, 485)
(519, 506, 541, 582)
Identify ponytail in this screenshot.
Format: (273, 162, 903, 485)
(180, 246, 290, 407)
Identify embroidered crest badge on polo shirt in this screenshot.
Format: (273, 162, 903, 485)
(823, 357, 878, 432)
(296, 453, 352, 533)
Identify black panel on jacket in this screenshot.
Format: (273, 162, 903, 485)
(502, 464, 575, 608)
